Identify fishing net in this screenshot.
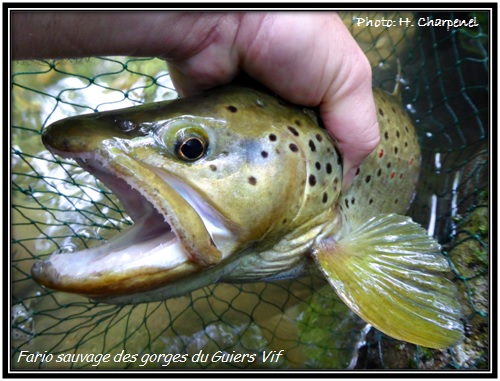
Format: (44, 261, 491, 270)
(10, 11, 490, 371)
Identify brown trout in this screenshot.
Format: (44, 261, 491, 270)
(32, 86, 463, 349)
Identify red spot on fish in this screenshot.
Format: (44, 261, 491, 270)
(379, 149, 384, 158)
(391, 172, 395, 179)
(399, 173, 403, 179)
(409, 157, 414, 165)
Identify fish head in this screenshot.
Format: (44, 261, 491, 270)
(32, 86, 321, 300)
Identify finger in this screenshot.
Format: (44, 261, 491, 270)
(322, 91, 380, 190)
(320, 48, 380, 190)
(167, 64, 222, 98)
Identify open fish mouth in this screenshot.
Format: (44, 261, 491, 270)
(31, 146, 226, 299)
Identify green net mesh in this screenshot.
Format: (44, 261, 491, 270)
(10, 11, 489, 370)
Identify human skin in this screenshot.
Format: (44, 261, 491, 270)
(11, 11, 379, 188)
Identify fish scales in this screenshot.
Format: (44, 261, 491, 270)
(341, 89, 421, 228)
(32, 85, 464, 349)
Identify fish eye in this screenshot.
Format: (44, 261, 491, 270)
(158, 120, 209, 161)
(176, 137, 207, 161)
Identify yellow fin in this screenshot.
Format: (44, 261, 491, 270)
(314, 213, 464, 349)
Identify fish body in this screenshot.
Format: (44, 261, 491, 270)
(33, 86, 463, 349)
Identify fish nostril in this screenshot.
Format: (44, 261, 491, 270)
(116, 120, 136, 133)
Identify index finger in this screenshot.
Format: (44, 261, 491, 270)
(320, 50, 380, 190)
(321, 88, 380, 190)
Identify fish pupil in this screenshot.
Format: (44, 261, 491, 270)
(177, 137, 206, 161)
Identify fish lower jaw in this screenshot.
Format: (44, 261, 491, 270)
(31, 154, 200, 297)
(33, 225, 185, 280)
(30, 197, 194, 296)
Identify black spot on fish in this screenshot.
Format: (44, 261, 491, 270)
(322, 192, 328, 203)
(391, 106, 396, 113)
(269, 134, 277, 142)
(226, 105, 238, 113)
(355, 168, 360, 176)
(394, 146, 399, 154)
(351, 197, 355, 205)
(282, 218, 288, 224)
(309, 175, 317, 186)
(248, 176, 257, 185)
(384, 131, 389, 140)
(377, 168, 382, 177)
(316, 134, 323, 142)
(309, 140, 316, 152)
(289, 143, 299, 152)
(378, 108, 384, 116)
(405, 125, 409, 133)
(405, 141, 408, 147)
(396, 130, 400, 138)
(345, 199, 349, 208)
(210, 164, 217, 171)
(295, 120, 302, 127)
(326, 163, 333, 174)
(369, 198, 373, 205)
(333, 177, 339, 185)
(261, 151, 269, 158)
(315, 162, 321, 170)
(395, 198, 399, 204)
(288, 126, 299, 136)
(365, 175, 371, 183)
(387, 162, 391, 168)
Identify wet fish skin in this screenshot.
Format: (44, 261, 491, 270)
(33, 86, 463, 349)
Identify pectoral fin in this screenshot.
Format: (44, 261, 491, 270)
(314, 213, 464, 349)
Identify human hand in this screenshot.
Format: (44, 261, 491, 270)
(12, 12, 379, 188)
(166, 13, 380, 189)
